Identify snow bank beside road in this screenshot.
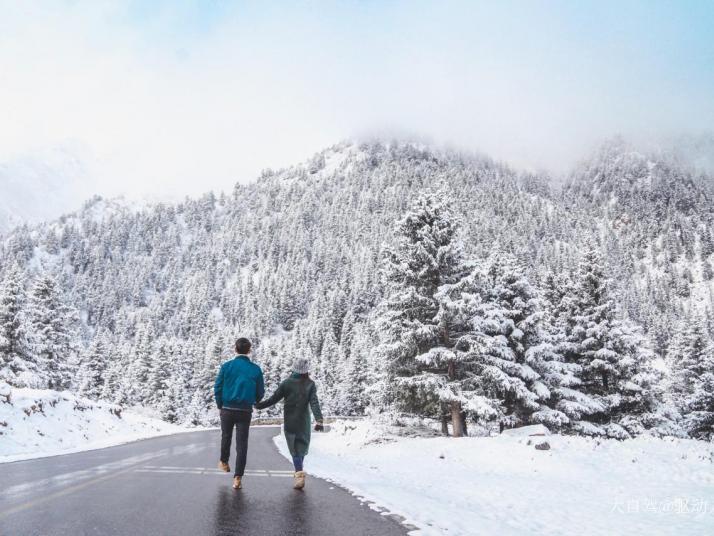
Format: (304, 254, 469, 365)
(0, 386, 188, 462)
(275, 420, 714, 536)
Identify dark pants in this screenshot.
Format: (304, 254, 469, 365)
(292, 456, 304, 472)
(220, 409, 252, 477)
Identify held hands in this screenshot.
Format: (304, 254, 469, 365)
(314, 421, 324, 432)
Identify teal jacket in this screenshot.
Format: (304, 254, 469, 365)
(214, 355, 265, 410)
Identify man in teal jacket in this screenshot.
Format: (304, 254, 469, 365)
(214, 337, 265, 489)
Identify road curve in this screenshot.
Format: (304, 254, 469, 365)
(0, 427, 409, 536)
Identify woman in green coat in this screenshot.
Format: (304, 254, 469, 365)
(255, 357, 323, 489)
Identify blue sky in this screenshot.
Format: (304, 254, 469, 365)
(0, 1, 712, 200)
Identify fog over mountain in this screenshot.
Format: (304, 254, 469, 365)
(1, 132, 712, 236)
(3, 1, 714, 209)
(0, 146, 92, 234)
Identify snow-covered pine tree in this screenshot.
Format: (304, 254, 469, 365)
(107, 340, 133, 405)
(474, 253, 570, 429)
(158, 372, 182, 423)
(317, 329, 340, 414)
(129, 324, 155, 404)
(668, 315, 714, 439)
(687, 366, 714, 440)
(26, 274, 79, 390)
(96, 332, 121, 401)
(532, 268, 600, 431)
(148, 336, 173, 408)
(376, 188, 493, 436)
(100, 353, 120, 401)
(185, 388, 207, 426)
(171, 338, 195, 417)
(78, 332, 108, 399)
(564, 246, 660, 438)
(0, 265, 32, 386)
(336, 322, 372, 415)
(667, 317, 709, 405)
(184, 336, 224, 425)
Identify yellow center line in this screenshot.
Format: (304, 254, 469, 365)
(0, 459, 161, 520)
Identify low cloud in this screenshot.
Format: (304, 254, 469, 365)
(1, 1, 712, 206)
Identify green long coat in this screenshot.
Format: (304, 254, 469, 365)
(256, 373, 323, 457)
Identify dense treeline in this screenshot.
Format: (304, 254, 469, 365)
(0, 140, 712, 438)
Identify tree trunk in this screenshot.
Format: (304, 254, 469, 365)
(440, 403, 450, 435)
(450, 401, 464, 438)
(442, 323, 464, 438)
(446, 358, 464, 437)
(441, 413, 450, 436)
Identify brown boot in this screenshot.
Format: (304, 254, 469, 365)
(293, 471, 306, 490)
(232, 476, 242, 489)
(218, 461, 230, 473)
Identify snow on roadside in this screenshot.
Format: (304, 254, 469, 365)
(274, 420, 714, 536)
(0, 386, 192, 463)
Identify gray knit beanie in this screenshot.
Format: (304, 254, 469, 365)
(292, 357, 309, 374)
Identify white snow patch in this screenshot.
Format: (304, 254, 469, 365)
(273, 420, 714, 536)
(209, 307, 224, 322)
(500, 423, 551, 437)
(321, 145, 352, 174)
(0, 387, 194, 463)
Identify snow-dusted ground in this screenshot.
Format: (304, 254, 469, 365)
(274, 420, 714, 536)
(0, 387, 191, 463)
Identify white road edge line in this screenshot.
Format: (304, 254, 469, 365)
(134, 468, 294, 477)
(141, 466, 294, 473)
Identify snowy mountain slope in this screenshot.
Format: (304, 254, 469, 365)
(0, 139, 712, 430)
(278, 420, 714, 536)
(565, 139, 714, 352)
(0, 384, 188, 462)
(568, 137, 711, 217)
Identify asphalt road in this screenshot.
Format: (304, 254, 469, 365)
(0, 427, 409, 536)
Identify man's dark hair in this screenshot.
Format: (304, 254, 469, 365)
(235, 337, 252, 355)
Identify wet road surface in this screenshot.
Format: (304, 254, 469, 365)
(0, 427, 409, 536)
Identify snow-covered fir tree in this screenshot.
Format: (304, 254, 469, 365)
(335, 322, 372, 415)
(472, 253, 565, 430)
(667, 316, 714, 439)
(534, 269, 600, 431)
(560, 246, 662, 438)
(148, 336, 173, 408)
(0, 265, 32, 385)
(129, 324, 155, 404)
(26, 274, 79, 390)
(77, 332, 108, 399)
(686, 367, 714, 441)
(377, 188, 493, 436)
